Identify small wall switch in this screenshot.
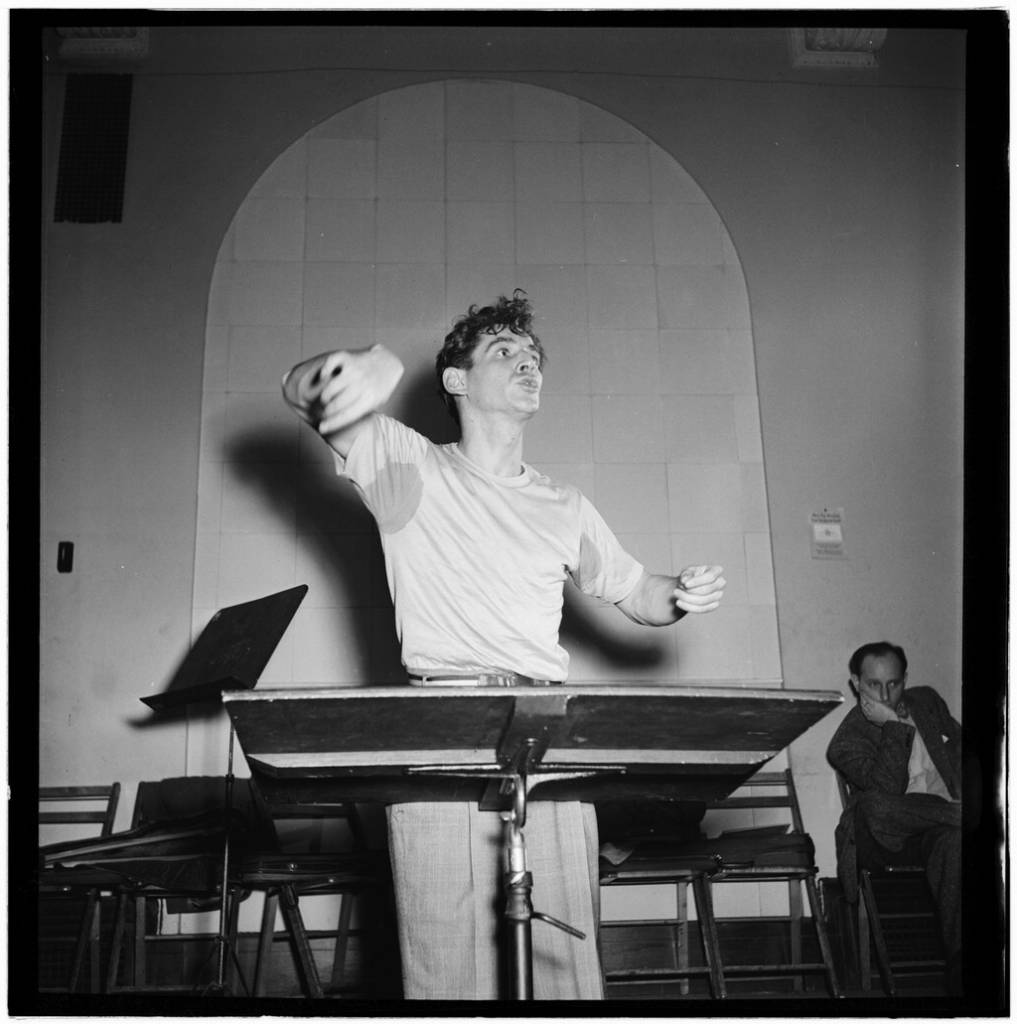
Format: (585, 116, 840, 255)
(57, 541, 74, 573)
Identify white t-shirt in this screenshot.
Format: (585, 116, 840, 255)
(338, 415, 644, 680)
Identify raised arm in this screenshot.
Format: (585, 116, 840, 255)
(616, 565, 725, 626)
(282, 344, 404, 457)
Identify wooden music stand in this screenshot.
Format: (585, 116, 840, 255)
(223, 682, 842, 1000)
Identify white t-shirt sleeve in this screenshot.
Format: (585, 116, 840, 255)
(335, 414, 429, 522)
(568, 493, 644, 604)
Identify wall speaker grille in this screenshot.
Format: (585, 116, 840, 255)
(54, 74, 132, 223)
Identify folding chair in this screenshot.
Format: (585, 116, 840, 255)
(104, 777, 262, 994)
(239, 800, 396, 999)
(599, 846, 726, 997)
(38, 783, 121, 992)
(700, 769, 841, 997)
(835, 774, 946, 995)
(101, 780, 392, 998)
(597, 769, 841, 999)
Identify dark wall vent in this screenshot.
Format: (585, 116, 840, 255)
(54, 74, 133, 223)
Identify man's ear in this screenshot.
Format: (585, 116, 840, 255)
(848, 675, 860, 700)
(442, 366, 467, 397)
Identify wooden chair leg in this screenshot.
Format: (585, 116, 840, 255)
(672, 880, 690, 996)
(68, 889, 98, 993)
(789, 878, 804, 992)
(858, 891, 871, 991)
(279, 884, 324, 999)
(254, 891, 279, 997)
(804, 874, 842, 998)
(330, 891, 356, 991)
(345, 805, 368, 851)
(133, 894, 147, 989)
(89, 895, 103, 993)
(106, 891, 128, 991)
(225, 889, 245, 994)
(861, 872, 896, 996)
(693, 875, 726, 999)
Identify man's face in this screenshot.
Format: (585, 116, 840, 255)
(852, 653, 907, 710)
(456, 329, 543, 420)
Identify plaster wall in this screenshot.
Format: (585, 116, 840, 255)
(38, 25, 964, 896)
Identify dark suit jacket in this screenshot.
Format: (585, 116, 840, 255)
(827, 685, 962, 900)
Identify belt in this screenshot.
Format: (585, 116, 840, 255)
(407, 672, 563, 688)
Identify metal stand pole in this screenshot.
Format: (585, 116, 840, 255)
(500, 774, 586, 1001)
(501, 780, 533, 1000)
(214, 721, 236, 990)
(201, 720, 248, 996)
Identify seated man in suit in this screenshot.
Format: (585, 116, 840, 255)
(827, 641, 963, 992)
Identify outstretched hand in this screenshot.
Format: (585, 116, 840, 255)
(301, 346, 404, 436)
(674, 564, 726, 614)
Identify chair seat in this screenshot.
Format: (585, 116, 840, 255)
(688, 830, 816, 870)
(40, 866, 131, 891)
(237, 851, 389, 895)
(238, 850, 383, 876)
(605, 829, 816, 873)
(601, 858, 714, 881)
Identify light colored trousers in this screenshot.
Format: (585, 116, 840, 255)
(386, 800, 605, 1000)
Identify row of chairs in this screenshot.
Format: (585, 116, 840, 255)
(598, 767, 944, 998)
(38, 781, 392, 997)
(40, 770, 942, 998)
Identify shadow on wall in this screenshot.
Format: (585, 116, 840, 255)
(560, 589, 666, 673)
(399, 362, 459, 448)
(224, 429, 401, 684)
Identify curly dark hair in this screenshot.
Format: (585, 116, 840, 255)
(435, 289, 545, 425)
(848, 641, 908, 678)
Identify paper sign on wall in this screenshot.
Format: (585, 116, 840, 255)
(810, 508, 846, 559)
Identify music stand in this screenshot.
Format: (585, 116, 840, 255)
(223, 682, 842, 1000)
(138, 585, 308, 994)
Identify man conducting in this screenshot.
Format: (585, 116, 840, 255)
(282, 290, 726, 1000)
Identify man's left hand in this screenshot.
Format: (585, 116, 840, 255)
(674, 565, 726, 614)
(859, 694, 899, 726)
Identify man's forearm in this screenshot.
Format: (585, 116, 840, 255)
(829, 726, 913, 794)
(617, 572, 686, 626)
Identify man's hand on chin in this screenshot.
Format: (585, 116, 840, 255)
(860, 694, 898, 727)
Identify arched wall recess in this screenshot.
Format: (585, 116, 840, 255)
(191, 79, 780, 774)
